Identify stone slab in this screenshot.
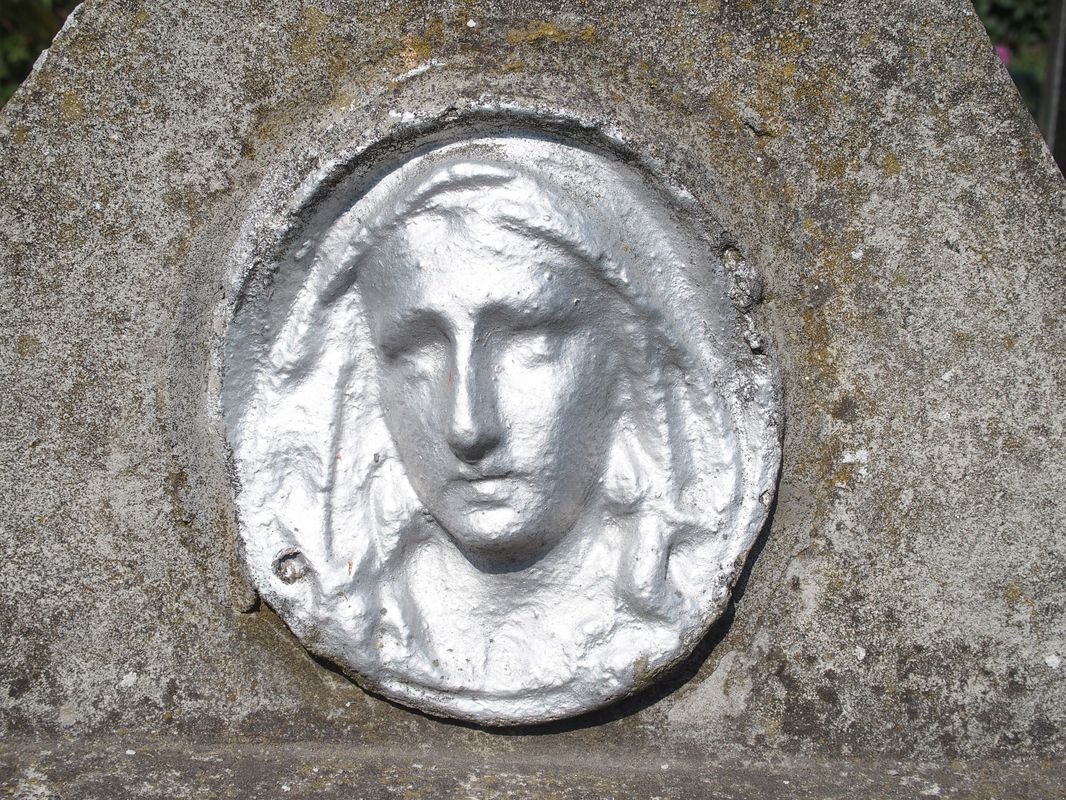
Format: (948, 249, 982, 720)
(0, 0, 1063, 793)
(3, 740, 1065, 799)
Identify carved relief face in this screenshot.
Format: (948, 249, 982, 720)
(359, 212, 623, 567)
(224, 131, 781, 725)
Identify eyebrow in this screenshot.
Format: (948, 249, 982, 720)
(375, 306, 448, 355)
(482, 300, 580, 329)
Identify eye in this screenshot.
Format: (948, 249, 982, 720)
(382, 339, 445, 373)
(379, 330, 447, 376)
(508, 327, 562, 364)
(377, 314, 448, 369)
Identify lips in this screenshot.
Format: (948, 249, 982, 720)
(469, 476, 509, 495)
(453, 471, 517, 503)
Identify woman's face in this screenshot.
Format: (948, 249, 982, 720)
(359, 212, 624, 568)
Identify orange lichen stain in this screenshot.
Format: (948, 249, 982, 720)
(829, 462, 858, 488)
(775, 30, 807, 56)
(801, 307, 836, 374)
(707, 81, 741, 130)
(388, 16, 444, 72)
(425, 17, 444, 40)
(579, 24, 596, 42)
(251, 105, 283, 143)
(793, 63, 849, 116)
(931, 104, 951, 134)
(824, 155, 847, 180)
(763, 715, 782, 738)
(750, 55, 798, 139)
(502, 58, 525, 71)
(1004, 335, 1017, 350)
(331, 86, 356, 110)
(16, 334, 39, 358)
(696, 0, 721, 12)
(505, 20, 569, 45)
(288, 6, 332, 64)
(859, 29, 877, 48)
(883, 152, 902, 176)
(60, 91, 83, 121)
(397, 33, 433, 69)
(717, 31, 734, 59)
(11, 124, 28, 145)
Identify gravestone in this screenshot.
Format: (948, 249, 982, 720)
(1, 0, 1064, 797)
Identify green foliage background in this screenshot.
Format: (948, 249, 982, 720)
(1, 0, 79, 106)
(975, 0, 1051, 45)
(0, 1, 1056, 118)
(975, 0, 1052, 116)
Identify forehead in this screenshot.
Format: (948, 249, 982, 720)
(359, 211, 602, 318)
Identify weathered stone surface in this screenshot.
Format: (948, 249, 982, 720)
(1, 0, 1063, 794)
(2, 740, 1065, 799)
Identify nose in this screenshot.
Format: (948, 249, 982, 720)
(446, 337, 503, 464)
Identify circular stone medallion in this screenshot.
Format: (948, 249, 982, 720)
(221, 122, 781, 725)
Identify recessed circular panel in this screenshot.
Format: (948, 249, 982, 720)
(221, 124, 781, 725)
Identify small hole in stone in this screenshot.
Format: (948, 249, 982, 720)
(720, 245, 743, 266)
(273, 549, 310, 584)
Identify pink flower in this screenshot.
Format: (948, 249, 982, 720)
(994, 43, 1011, 65)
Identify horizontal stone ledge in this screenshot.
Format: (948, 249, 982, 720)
(1, 738, 1063, 799)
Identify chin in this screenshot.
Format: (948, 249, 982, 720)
(440, 506, 567, 571)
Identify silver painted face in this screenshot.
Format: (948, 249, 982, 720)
(222, 128, 782, 725)
(360, 213, 622, 568)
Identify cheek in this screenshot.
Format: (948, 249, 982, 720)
(495, 336, 616, 458)
(380, 367, 447, 463)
